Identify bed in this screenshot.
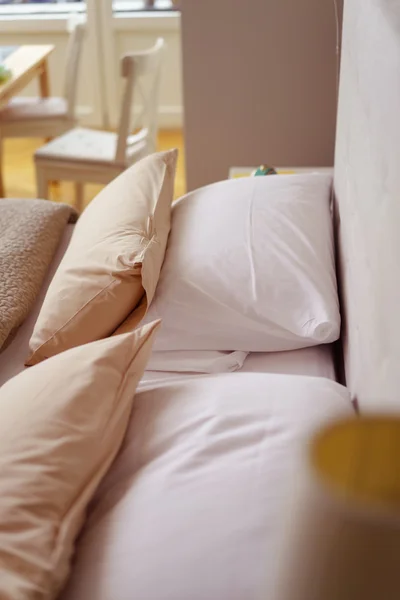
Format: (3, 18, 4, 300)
(0, 0, 395, 598)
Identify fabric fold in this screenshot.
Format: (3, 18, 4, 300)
(146, 350, 249, 374)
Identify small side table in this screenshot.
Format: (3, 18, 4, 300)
(229, 166, 334, 179)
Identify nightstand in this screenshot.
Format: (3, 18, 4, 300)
(229, 166, 334, 179)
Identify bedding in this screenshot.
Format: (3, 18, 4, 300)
(138, 174, 341, 352)
(140, 345, 337, 386)
(0, 171, 346, 600)
(0, 224, 337, 389)
(241, 345, 336, 380)
(0, 321, 159, 600)
(26, 149, 178, 366)
(146, 349, 249, 373)
(0, 199, 77, 352)
(61, 373, 354, 600)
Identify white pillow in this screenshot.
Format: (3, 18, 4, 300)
(144, 175, 340, 352)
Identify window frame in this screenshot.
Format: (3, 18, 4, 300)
(0, 0, 177, 19)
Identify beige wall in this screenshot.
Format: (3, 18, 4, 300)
(182, 0, 343, 190)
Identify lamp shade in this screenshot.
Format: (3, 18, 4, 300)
(272, 416, 400, 600)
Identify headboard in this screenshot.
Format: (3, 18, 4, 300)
(334, 0, 400, 411)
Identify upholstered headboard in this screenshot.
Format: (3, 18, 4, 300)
(334, 0, 400, 410)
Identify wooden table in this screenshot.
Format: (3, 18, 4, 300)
(0, 45, 55, 109)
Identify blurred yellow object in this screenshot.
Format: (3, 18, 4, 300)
(312, 416, 400, 510)
(272, 416, 400, 600)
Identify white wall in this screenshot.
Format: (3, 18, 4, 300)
(0, 13, 183, 128)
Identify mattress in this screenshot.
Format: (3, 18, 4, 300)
(0, 224, 337, 388)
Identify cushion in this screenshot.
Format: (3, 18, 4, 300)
(0, 321, 160, 600)
(0, 199, 76, 353)
(61, 373, 354, 600)
(136, 174, 340, 351)
(0, 97, 68, 122)
(26, 149, 177, 366)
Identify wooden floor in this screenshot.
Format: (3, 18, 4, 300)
(2, 129, 185, 208)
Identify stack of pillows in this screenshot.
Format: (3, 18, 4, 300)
(0, 149, 341, 599)
(0, 150, 177, 600)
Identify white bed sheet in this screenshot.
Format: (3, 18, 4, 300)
(242, 345, 336, 378)
(140, 345, 336, 387)
(61, 372, 353, 600)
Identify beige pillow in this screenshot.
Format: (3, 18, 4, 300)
(26, 149, 177, 366)
(0, 320, 160, 600)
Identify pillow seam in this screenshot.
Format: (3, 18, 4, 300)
(28, 278, 119, 362)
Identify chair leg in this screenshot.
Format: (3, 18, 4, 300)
(75, 183, 84, 211)
(0, 138, 5, 198)
(36, 165, 50, 200)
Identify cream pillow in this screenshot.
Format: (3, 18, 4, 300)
(26, 149, 177, 366)
(0, 321, 160, 600)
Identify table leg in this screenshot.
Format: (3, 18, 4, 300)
(39, 59, 50, 98)
(39, 59, 52, 142)
(0, 168, 4, 198)
(0, 139, 4, 197)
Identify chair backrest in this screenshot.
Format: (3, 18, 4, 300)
(63, 23, 85, 120)
(115, 38, 165, 163)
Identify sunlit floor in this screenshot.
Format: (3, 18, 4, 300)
(2, 129, 185, 208)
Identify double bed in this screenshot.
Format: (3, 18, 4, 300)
(0, 0, 396, 598)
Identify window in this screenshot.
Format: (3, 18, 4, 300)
(114, 1, 177, 11)
(0, 1, 85, 17)
(0, 0, 178, 12)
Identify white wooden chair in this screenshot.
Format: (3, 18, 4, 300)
(34, 38, 165, 208)
(0, 24, 85, 196)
